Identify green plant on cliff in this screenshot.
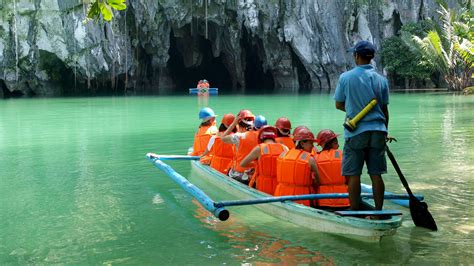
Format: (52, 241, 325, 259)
(85, 0, 127, 22)
(381, 21, 435, 88)
(403, 3, 473, 91)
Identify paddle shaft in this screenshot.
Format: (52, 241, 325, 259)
(385, 147, 414, 197)
(385, 146, 438, 230)
(215, 193, 422, 208)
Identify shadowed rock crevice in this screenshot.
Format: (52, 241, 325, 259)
(241, 27, 274, 94)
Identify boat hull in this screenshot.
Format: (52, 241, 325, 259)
(190, 160, 402, 241)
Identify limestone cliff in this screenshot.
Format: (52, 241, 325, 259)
(0, 0, 455, 97)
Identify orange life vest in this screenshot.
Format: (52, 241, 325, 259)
(191, 124, 217, 156)
(209, 136, 234, 174)
(275, 137, 295, 149)
(232, 131, 258, 173)
(253, 143, 288, 195)
(314, 149, 350, 207)
(275, 149, 315, 206)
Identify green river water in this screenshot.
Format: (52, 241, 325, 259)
(0, 94, 473, 264)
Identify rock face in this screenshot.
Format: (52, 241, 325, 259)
(0, 0, 455, 97)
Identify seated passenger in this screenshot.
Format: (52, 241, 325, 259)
(275, 117, 295, 149)
(202, 79, 210, 88)
(253, 115, 267, 130)
(190, 107, 218, 156)
(274, 127, 320, 207)
(240, 126, 289, 195)
(314, 129, 350, 208)
(221, 109, 258, 185)
(202, 114, 236, 174)
(293, 125, 318, 155)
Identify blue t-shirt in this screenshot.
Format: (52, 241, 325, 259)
(334, 64, 389, 139)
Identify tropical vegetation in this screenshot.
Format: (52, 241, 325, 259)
(383, 1, 473, 92)
(85, 0, 127, 22)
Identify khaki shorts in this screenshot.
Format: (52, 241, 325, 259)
(342, 131, 387, 176)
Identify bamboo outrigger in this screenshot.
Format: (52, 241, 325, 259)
(146, 153, 412, 241)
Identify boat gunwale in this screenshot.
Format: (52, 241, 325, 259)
(190, 160, 403, 232)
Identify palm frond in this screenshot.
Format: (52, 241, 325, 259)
(456, 39, 474, 67)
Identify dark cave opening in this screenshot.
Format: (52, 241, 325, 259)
(38, 50, 78, 96)
(0, 80, 23, 98)
(392, 11, 403, 36)
(167, 28, 233, 94)
(290, 48, 312, 93)
(241, 27, 274, 93)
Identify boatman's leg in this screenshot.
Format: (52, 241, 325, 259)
(342, 133, 367, 210)
(367, 131, 388, 210)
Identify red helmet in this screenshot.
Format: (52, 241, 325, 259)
(275, 117, 292, 130)
(221, 113, 235, 127)
(238, 109, 255, 120)
(293, 127, 316, 142)
(316, 129, 339, 148)
(258, 125, 277, 143)
(293, 125, 309, 136)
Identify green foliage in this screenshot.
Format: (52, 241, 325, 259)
(464, 86, 474, 95)
(381, 37, 432, 80)
(381, 21, 435, 82)
(86, 0, 126, 22)
(403, 4, 473, 91)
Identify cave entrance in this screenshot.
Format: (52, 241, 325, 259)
(167, 28, 232, 94)
(290, 48, 312, 93)
(241, 27, 274, 93)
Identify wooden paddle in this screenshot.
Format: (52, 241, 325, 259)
(386, 146, 438, 231)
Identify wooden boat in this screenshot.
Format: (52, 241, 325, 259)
(188, 159, 403, 242)
(189, 88, 218, 95)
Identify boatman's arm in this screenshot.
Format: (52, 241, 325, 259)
(335, 101, 345, 112)
(334, 75, 346, 112)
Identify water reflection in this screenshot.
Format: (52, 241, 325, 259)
(192, 200, 335, 264)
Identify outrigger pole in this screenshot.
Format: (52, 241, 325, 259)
(147, 153, 423, 221)
(147, 153, 230, 221)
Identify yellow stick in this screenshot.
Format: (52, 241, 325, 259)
(344, 99, 378, 131)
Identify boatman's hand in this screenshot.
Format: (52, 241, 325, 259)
(386, 135, 397, 143)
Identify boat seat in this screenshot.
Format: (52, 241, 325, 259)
(335, 210, 403, 217)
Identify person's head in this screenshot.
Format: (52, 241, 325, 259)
(293, 127, 317, 152)
(292, 125, 308, 144)
(348, 40, 376, 65)
(254, 115, 267, 130)
(316, 129, 340, 151)
(257, 125, 277, 144)
(275, 117, 292, 137)
(237, 109, 255, 131)
(198, 107, 216, 126)
(219, 113, 236, 132)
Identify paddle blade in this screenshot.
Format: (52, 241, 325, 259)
(409, 198, 438, 231)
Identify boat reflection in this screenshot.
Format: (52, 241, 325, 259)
(192, 199, 335, 264)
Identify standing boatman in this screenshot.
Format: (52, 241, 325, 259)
(333, 40, 391, 211)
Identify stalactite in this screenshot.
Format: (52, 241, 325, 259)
(13, 0, 19, 84)
(124, 2, 128, 93)
(205, 0, 208, 39)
